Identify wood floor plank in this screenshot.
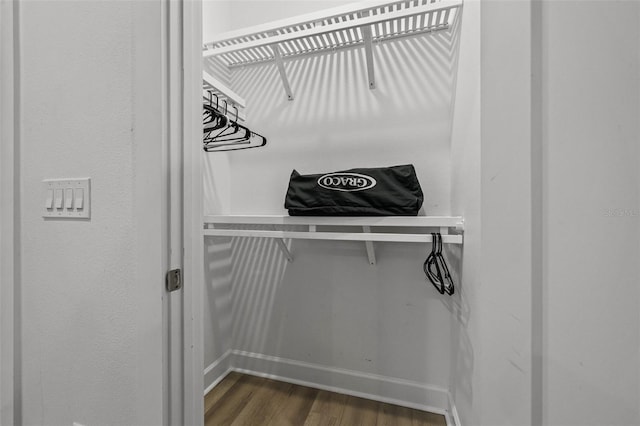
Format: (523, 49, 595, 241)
(204, 373, 447, 426)
(303, 389, 348, 426)
(265, 382, 319, 426)
(412, 408, 448, 426)
(204, 371, 242, 417)
(229, 377, 293, 426)
(393, 405, 415, 426)
(205, 374, 266, 426)
(377, 402, 400, 426)
(340, 395, 379, 426)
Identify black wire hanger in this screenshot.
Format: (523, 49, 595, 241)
(203, 99, 267, 152)
(424, 233, 445, 294)
(203, 92, 227, 132)
(423, 233, 455, 296)
(435, 233, 455, 295)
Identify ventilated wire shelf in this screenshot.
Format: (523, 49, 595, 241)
(203, 215, 464, 264)
(203, 0, 461, 68)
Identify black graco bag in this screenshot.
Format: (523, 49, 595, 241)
(285, 164, 424, 216)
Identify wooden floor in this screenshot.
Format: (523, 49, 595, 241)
(204, 372, 447, 426)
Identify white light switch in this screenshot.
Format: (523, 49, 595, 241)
(75, 188, 84, 210)
(42, 178, 90, 219)
(45, 189, 54, 209)
(54, 189, 64, 209)
(65, 188, 74, 209)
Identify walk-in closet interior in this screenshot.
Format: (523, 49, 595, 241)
(201, 1, 477, 424)
(5, 0, 640, 425)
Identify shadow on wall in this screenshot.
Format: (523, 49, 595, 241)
(218, 28, 461, 215)
(231, 28, 458, 133)
(204, 57, 231, 86)
(204, 237, 234, 360)
(229, 236, 457, 386)
(229, 228, 293, 352)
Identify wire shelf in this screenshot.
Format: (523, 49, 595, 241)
(203, 0, 462, 68)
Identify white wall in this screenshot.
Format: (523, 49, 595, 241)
(452, 2, 535, 425)
(203, 0, 233, 41)
(203, 0, 461, 407)
(0, 1, 16, 424)
(469, 2, 640, 425)
(542, 2, 640, 425)
(448, 0, 481, 424)
(18, 2, 165, 425)
(475, 1, 536, 424)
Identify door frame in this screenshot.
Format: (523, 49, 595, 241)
(1, 0, 17, 423)
(132, 0, 203, 423)
(181, 0, 205, 425)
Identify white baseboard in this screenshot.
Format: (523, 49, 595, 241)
(231, 350, 453, 420)
(203, 350, 232, 395)
(447, 391, 462, 426)
(203, 349, 460, 426)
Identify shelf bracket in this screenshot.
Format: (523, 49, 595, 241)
(270, 224, 293, 262)
(360, 13, 376, 90)
(271, 44, 294, 101)
(362, 226, 376, 265)
(274, 238, 293, 262)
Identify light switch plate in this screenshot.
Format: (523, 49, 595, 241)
(42, 178, 90, 219)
